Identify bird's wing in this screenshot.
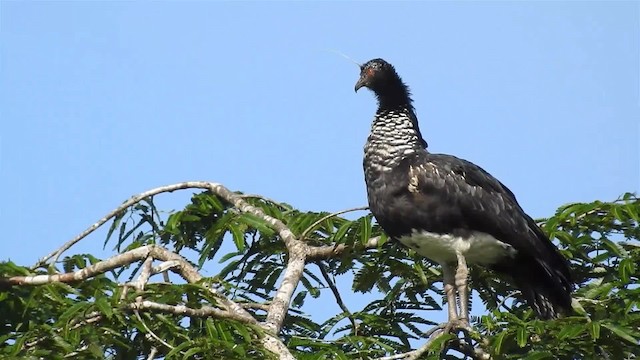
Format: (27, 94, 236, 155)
(408, 153, 557, 259)
(408, 153, 573, 317)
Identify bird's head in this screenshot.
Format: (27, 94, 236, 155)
(354, 58, 413, 109)
(354, 58, 398, 93)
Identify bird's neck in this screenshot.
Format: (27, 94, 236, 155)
(364, 106, 428, 173)
(374, 81, 415, 110)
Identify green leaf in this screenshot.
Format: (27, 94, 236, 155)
(413, 263, 428, 285)
(218, 251, 242, 264)
(165, 340, 192, 358)
(557, 323, 584, 340)
(524, 351, 554, 360)
(182, 346, 203, 359)
(104, 209, 126, 248)
(590, 321, 601, 340)
(601, 238, 629, 258)
(94, 297, 113, 319)
(238, 213, 275, 236)
(427, 333, 455, 352)
(206, 319, 217, 338)
(624, 202, 640, 221)
(493, 331, 508, 354)
(571, 299, 587, 316)
(516, 326, 528, 347)
(618, 258, 635, 283)
(333, 221, 354, 243)
(58, 302, 88, 325)
(360, 215, 372, 245)
(292, 291, 307, 308)
(229, 223, 246, 252)
(602, 322, 639, 344)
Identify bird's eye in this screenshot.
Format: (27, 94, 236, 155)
(366, 68, 375, 77)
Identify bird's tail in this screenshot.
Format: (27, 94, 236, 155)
(511, 257, 573, 319)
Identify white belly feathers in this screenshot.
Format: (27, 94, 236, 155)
(399, 230, 517, 265)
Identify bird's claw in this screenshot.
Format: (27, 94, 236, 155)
(443, 318, 471, 334)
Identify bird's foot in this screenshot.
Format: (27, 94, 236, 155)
(443, 318, 471, 334)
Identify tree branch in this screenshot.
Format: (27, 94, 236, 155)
(374, 323, 491, 360)
(21, 181, 378, 360)
(146, 347, 159, 360)
(307, 236, 383, 260)
(129, 300, 259, 325)
(133, 304, 175, 351)
(264, 241, 306, 333)
(374, 324, 445, 360)
(33, 182, 300, 269)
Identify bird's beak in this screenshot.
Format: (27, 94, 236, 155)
(354, 76, 367, 93)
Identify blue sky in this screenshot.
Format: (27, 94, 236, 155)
(1, 1, 638, 332)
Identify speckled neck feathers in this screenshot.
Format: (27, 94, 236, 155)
(363, 74, 428, 175)
(364, 108, 427, 174)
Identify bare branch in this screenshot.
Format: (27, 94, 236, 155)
(7, 246, 158, 286)
(406, 335, 441, 360)
(152, 260, 181, 274)
(376, 353, 413, 360)
(208, 183, 304, 334)
(264, 242, 306, 333)
(307, 236, 383, 260)
(129, 299, 259, 325)
(128, 297, 297, 359)
(134, 306, 175, 350)
(21, 182, 368, 359)
(24, 311, 105, 350)
(33, 182, 300, 269)
(147, 347, 159, 360)
(63, 344, 89, 358)
(240, 302, 271, 312)
(375, 324, 452, 360)
(452, 338, 492, 360)
(238, 194, 289, 208)
(129, 256, 154, 291)
(263, 335, 296, 360)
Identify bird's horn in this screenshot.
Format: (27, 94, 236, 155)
(325, 49, 362, 68)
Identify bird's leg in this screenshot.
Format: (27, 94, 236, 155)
(441, 263, 458, 323)
(454, 251, 470, 329)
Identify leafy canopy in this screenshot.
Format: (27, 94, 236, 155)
(1, 184, 638, 359)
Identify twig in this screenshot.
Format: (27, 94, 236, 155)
(238, 194, 289, 208)
(8, 246, 160, 286)
(299, 206, 369, 241)
(316, 262, 358, 335)
(32, 182, 297, 269)
(374, 324, 445, 360)
(134, 305, 174, 350)
(495, 290, 518, 313)
(152, 260, 181, 274)
(129, 300, 259, 325)
(307, 236, 383, 260)
(406, 324, 448, 360)
(147, 347, 159, 360)
(239, 302, 271, 312)
(4, 245, 258, 324)
(375, 353, 412, 360)
(23, 181, 354, 360)
(131, 256, 154, 291)
(63, 345, 89, 358)
(24, 311, 104, 349)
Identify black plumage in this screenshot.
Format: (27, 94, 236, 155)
(355, 58, 573, 321)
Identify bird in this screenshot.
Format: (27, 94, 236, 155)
(354, 58, 573, 328)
